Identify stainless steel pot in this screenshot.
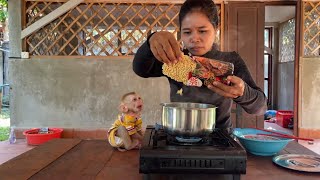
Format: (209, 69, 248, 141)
(161, 102, 216, 137)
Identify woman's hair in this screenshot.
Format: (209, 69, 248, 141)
(179, 0, 219, 29)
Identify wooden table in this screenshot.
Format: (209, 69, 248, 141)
(0, 139, 319, 180)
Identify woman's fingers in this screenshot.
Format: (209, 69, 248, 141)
(227, 76, 245, 96)
(149, 31, 182, 64)
(162, 40, 179, 64)
(153, 41, 171, 64)
(207, 83, 238, 98)
(150, 43, 164, 63)
(207, 76, 245, 98)
(169, 37, 184, 61)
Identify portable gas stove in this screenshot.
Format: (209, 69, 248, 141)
(140, 125, 247, 180)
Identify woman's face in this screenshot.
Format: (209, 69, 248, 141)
(181, 11, 216, 56)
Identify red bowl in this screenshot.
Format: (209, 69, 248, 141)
(23, 128, 63, 145)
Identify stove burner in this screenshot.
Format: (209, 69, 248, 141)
(169, 135, 206, 146)
(175, 136, 202, 143)
(152, 127, 233, 147)
(140, 125, 247, 178)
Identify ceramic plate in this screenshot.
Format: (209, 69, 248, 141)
(273, 154, 320, 172)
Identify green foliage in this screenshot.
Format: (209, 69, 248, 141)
(0, 126, 9, 141)
(0, 108, 9, 119)
(0, 0, 7, 23)
(0, 107, 10, 141)
(2, 95, 9, 106)
(0, 0, 7, 7)
(0, 10, 7, 23)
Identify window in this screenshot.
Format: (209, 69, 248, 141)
(279, 19, 295, 62)
(264, 28, 273, 106)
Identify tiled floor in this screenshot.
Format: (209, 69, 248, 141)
(264, 121, 293, 135)
(265, 122, 320, 155)
(298, 139, 320, 155)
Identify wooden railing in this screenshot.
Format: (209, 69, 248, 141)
(23, 0, 222, 56)
(303, 1, 320, 57)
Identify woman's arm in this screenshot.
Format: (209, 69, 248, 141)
(133, 40, 164, 78)
(133, 32, 183, 78)
(232, 53, 267, 115)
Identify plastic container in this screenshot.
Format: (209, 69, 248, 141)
(233, 128, 293, 156)
(23, 128, 63, 145)
(276, 110, 293, 128)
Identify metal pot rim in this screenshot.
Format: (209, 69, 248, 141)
(160, 102, 217, 110)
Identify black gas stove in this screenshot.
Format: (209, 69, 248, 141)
(140, 125, 247, 180)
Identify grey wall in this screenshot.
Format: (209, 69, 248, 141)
(301, 57, 320, 129)
(277, 62, 294, 110)
(9, 57, 170, 129)
(8, 0, 22, 57)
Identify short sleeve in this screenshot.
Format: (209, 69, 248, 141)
(135, 118, 143, 131)
(121, 114, 137, 135)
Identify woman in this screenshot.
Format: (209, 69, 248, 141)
(133, 0, 267, 129)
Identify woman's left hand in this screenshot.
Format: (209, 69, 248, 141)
(207, 76, 245, 99)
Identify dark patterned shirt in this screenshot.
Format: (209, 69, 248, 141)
(133, 40, 267, 129)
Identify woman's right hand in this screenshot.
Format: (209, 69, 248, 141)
(149, 31, 184, 64)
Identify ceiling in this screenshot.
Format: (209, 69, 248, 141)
(265, 6, 296, 23)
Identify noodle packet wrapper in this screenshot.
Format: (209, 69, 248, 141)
(187, 56, 234, 87)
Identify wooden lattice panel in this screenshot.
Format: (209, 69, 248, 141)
(24, 1, 221, 56)
(26, 1, 64, 27)
(303, 1, 320, 57)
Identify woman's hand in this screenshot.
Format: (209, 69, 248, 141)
(207, 76, 245, 99)
(149, 31, 184, 64)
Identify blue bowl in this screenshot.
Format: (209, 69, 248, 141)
(232, 128, 293, 156)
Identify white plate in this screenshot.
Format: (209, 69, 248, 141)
(273, 154, 320, 172)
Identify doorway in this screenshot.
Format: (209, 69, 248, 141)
(264, 5, 296, 135)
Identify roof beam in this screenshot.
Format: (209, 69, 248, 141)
(21, 0, 84, 39)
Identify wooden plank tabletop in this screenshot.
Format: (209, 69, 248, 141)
(29, 140, 116, 180)
(0, 139, 319, 180)
(0, 139, 81, 180)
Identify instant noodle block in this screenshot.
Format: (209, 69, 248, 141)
(162, 55, 197, 85)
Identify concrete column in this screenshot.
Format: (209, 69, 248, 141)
(8, 0, 22, 58)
